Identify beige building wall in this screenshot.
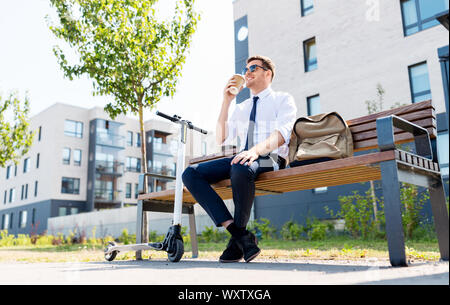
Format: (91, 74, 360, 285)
(1, 103, 218, 217)
(233, 0, 448, 118)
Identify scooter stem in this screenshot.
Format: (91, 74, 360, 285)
(173, 121, 187, 226)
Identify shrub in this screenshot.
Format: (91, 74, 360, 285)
(280, 220, 303, 241)
(248, 218, 277, 240)
(308, 220, 328, 241)
(200, 226, 228, 243)
(0, 230, 15, 247)
(119, 228, 136, 245)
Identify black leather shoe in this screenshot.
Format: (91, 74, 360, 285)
(236, 231, 260, 263)
(219, 236, 243, 263)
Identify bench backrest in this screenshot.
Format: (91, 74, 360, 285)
(189, 100, 436, 165)
(347, 100, 435, 152)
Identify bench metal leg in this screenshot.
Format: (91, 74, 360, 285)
(428, 178, 449, 261)
(380, 160, 408, 267)
(188, 206, 199, 259)
(136, 199, 144, 260)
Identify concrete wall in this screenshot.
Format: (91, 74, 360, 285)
(47, 199, 238, 238)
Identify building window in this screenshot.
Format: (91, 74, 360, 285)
(313, 186, 328, 194)
(31, 208, 36, 225)
(2, 214, 9, 230)
(73, 149, 82, 166)
(64, 120, 83, 138)
(135, 183, 139, 199)
(307, 94, 321, 116)
(59, 207, 67, 216)
(3, 190, 7, 204)
(23, 158, 30, 173)
(301, 0, 314, 16)
(408, 62, 432, 103)
(126, 157, 141, 172)
(400, 0, 449, 36)
(63, 148, 71, 165)
(303, 37, 317, 72)
(9, 188, 15, 203)
(6, 165, 11, 179)
(437, 131, 449, 177)
(125, 183, 132, 199)
(14, 164, 17, 176)
(19, 210, 27, 228)
(136, 132, 141, 148)
(36, 153, 40, 169)
(38, 126, 42, 141)
(34, 181, 38, 197)
(127, 131, 133, 146)
(61, 177, 80, 194)
(21, 185, 24, 200)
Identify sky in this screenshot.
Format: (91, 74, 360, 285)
(0, 0, 235, 132)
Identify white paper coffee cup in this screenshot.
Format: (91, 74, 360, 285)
(228, 74, 245, 95)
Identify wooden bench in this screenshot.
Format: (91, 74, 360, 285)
(135, 100, 449, 266)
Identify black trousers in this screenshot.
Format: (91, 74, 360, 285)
(182, 154, 285, 228)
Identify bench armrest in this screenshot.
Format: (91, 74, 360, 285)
(376, 115, 433, 160)
(138, 173, 176, 194)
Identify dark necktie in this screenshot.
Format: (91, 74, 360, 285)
(244, 96, 259, 150)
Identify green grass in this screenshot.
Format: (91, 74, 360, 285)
(0, 235, 441, 263)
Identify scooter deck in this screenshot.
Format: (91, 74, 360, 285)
(105, 242, 164, 254)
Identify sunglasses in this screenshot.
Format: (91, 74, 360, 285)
(242, 64, 268, 75)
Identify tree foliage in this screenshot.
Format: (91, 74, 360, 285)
(47, 0, 200, 118)
(0, 92, 34, 167)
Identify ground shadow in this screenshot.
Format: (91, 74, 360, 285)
(71, 258, 394, 274)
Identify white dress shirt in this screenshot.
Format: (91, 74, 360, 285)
(224, 86, 297, 160)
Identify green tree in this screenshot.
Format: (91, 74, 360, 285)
(0, 92, 35, 167)
(47, 0, 200, 247)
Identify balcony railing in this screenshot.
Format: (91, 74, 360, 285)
(95, 161, 124, 175)
(94, 188, 121, 202)
(96, 131, 125, 147)
(153, 142, 174, 155)
(149, 166, 175, 177)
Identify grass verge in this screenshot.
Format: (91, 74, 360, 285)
(0, 236, 441, 263)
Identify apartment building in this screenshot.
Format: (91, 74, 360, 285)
(0, 103, 215, 235)
(232, 0, 449, 228)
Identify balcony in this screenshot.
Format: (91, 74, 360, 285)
(96, 131, 125, 148)
(95, 161, 124, 176)
(94, 188, 121, 202)
(149, 166, 175, 177)
(153, 142, 174, 156)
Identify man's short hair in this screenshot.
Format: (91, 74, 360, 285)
(246, 55, 276, 81)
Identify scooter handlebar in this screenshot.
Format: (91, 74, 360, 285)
(155, 111, 208, 135)
(155, 111, 179, 123)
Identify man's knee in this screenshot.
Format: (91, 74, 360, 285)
(182, 166, 198, 186)
(230, 163, 254, 181)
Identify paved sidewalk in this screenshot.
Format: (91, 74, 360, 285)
(0, 259, 448, 285)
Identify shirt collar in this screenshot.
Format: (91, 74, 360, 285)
(251, 86, 272, 100)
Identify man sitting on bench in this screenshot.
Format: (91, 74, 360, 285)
(182, 55, 297, 263)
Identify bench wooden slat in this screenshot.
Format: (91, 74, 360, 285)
(351, 118, 435, 142)
(349, 113, 435, 134)
(346, 100, 434, 127)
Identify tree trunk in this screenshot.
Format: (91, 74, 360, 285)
(138, 97, 148, 244)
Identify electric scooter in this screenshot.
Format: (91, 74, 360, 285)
(104, 111, 207, 262)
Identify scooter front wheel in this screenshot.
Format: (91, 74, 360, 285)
(167, 239, 184, 262)
(104, 241, 118, 261)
